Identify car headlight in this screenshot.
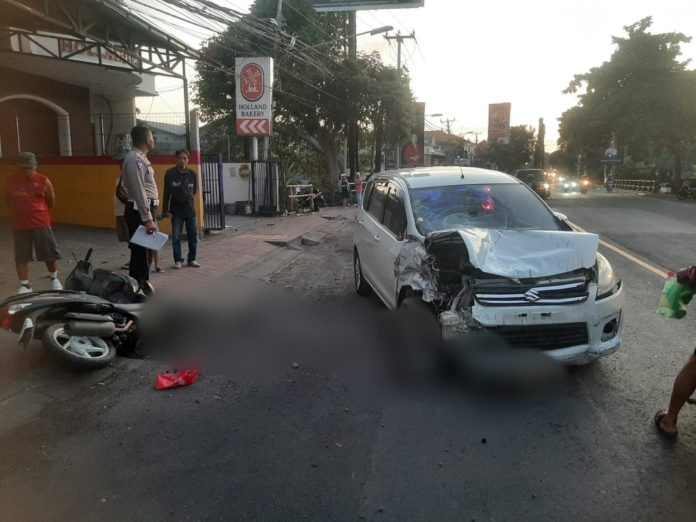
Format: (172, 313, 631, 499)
(543, 183, 550, 189)
(597, 253, 620, 299)
(571, 182, 577, 187)
(563, 183, 569, 188)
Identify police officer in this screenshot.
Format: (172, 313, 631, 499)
(122, 125, 158, 289)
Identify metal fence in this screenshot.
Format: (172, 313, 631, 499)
(200, 153, 225, 232)
(613, 179, 657, 192)
(0, 111, 187, 158)
(251, 161, 283, 216)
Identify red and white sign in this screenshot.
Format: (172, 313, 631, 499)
(236, 119, 269, 135)
(235, 57, 274, 137)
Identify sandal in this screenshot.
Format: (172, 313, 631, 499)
(654, 410, 678, 439)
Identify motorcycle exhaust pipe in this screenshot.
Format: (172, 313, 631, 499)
(65, 321, 116, 337)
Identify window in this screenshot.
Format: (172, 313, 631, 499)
(409, 183, 559, 235)
(382, 183, 407, 239)
(366, 181, 387, 222)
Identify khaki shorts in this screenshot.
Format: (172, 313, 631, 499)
(13, 227, 62, 263)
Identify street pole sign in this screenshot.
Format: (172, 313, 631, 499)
(600, 139, 623, 165)
(235, 57, 274, 137)
(313, 0, 423, 11)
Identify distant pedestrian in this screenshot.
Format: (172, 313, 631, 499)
(162, 149, 199, 269)
(122, 125, 159, 289)
(339, 173, 350, 207)
(655, 266, 696, 439)
(5, 152, 62, 294)
(355, 172, 364, 207)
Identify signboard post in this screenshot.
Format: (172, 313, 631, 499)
(235, 57, 274, 138)
(313, 0, 423, 11)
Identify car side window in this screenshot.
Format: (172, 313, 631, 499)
(382, 183, 407, 240)
(366, 181, 387, 222)
(362, 181, 374, 210)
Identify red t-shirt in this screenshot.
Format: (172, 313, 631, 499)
(5, 171, 52, 229)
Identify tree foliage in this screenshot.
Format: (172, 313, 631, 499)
(558, 17, 696, 176)
(194, 0, 414, 182)
(476, 125, 537, 172)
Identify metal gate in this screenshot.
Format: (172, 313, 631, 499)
(251, 161, 282, 216)
(200, 153, 225, 231)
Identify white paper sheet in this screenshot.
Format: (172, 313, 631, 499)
(129, 225, 169, 251)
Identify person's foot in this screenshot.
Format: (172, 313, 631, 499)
(153, 267, 165, 273)
(187, 261, 201, 268)
(654, 410, 678, 439)
(18, 284, 33, 295)
(51, 277, 63, 290)
(173, 262, 182, 269)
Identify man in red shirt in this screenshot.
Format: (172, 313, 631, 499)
(5, 152, 62, 294)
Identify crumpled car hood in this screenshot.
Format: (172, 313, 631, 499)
(449, 228, 599, 279)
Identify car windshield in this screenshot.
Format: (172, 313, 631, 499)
(409, 183, 559, 235)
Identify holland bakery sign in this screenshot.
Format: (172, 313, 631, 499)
(235, 57, 274, 136)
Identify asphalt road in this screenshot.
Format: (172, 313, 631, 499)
(2, 189, 696, 521)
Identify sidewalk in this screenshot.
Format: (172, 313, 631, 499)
(0, 206, 356, 299)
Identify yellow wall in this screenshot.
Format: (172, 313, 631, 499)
(0, 162, 204, 235)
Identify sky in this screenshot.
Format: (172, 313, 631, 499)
(139, 0, 696, 152)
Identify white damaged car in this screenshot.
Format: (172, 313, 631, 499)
(353, 167, 624, 365)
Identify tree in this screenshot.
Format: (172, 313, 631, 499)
(477, 125, 536, 172)
(558, 17, 696, 177)
(194, 0, 414, 183)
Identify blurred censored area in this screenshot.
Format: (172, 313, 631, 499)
(139, 279, 566, 400)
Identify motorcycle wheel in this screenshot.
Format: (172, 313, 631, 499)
(677, 191, 687, 200)
(42, 323, 116, 370)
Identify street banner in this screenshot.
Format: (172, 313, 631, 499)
(235, 57, 274, 137)
(403, 102, 425, 167)
(313, 0, 423, 12)
(488, 102, 511, 142)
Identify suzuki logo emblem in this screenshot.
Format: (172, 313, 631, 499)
(524, 289, 541, 302)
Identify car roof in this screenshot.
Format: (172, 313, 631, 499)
(370, 167, 522, 189)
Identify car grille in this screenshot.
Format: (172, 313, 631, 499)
(487, 323, 589, 351)
(474, 278, 589, 306)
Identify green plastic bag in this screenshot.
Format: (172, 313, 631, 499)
(657, 275, 695, 319)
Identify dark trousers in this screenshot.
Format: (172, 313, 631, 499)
(124, 202, 150, 285)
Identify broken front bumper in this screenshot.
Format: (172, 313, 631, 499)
(442, 282, 624, 365)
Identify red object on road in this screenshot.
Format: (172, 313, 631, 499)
(155, 369, 199, 390)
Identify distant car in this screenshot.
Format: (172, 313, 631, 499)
(514, 168, 551, 199)
(562, 178, 579, 193)
(353, 167, 624, 365)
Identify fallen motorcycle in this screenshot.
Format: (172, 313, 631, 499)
(0, 249, 148, 370)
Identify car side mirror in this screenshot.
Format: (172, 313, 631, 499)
(553, 212, 568, 222)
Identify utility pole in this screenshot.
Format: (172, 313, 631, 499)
(264, 0, 284, 162)
(347, 11, 358, 179)
(384, 30, 416, 72)
(384, 30, 415, 168)
(441, 117, 455, 163)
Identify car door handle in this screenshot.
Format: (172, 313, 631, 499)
(373, 235, 381, 242)
(358, 220, 364, 225)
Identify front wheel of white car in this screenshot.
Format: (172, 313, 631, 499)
(353, 250, 371, 296)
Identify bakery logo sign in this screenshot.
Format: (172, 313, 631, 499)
(235, 57, 274, 137)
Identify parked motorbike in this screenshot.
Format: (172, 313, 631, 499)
(677, 185, 696, 200)
(0, 249, 148, 370)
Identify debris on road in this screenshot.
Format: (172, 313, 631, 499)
(155, 369, 199, 390)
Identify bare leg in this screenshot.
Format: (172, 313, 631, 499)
(45, 260, 58, 273)
(16, 262, 29, 281)
(661, 356, 696, 433)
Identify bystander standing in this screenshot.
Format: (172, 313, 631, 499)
(162, 149, 199, 269)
